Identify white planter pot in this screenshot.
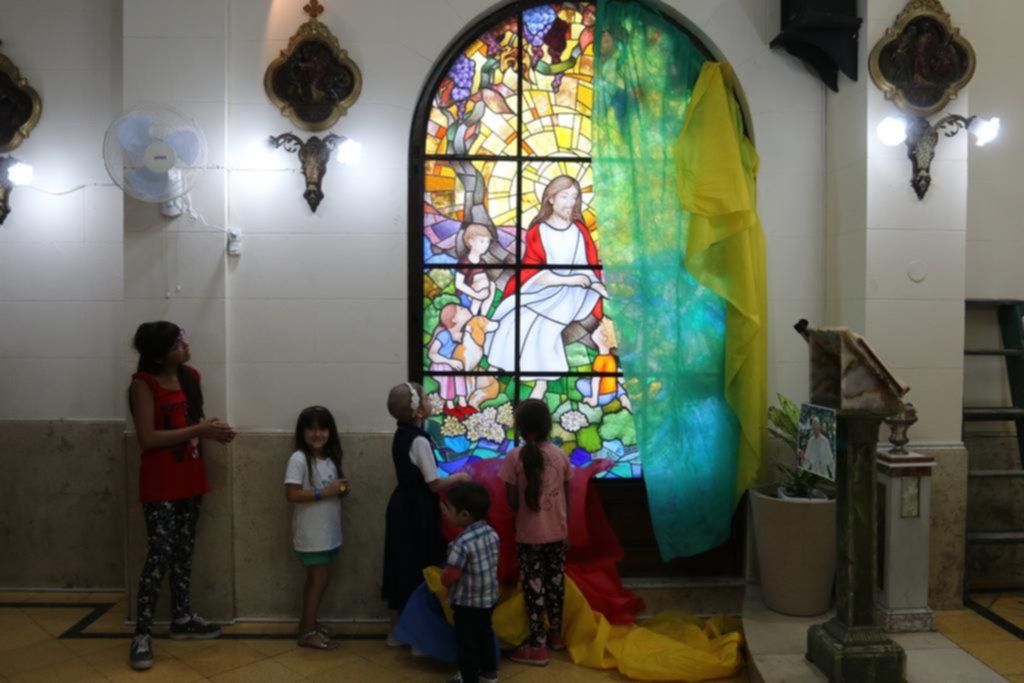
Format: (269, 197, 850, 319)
(750, 484, 837, 616)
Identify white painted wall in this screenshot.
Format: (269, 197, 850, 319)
(120, 0, 230, 419)
(2, 0, 827, 432)
(826, 0, 971, 444)
(224, 0, 826, 432)
(963, 0, 1024, 427)
(862, 0, 969, 445)
(0, 0, 123, 419)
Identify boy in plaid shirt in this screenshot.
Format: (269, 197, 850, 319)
(441, 482, 501, 683)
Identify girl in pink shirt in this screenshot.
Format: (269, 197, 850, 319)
(498, 399, 572, 666)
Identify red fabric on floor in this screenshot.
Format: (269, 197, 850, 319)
(441, 458, 644, 624)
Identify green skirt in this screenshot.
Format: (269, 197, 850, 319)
(295, 547, 340, 567)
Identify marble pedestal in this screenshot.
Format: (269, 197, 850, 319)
(807, 416, 907, 682)
(876, 451, 936, 633)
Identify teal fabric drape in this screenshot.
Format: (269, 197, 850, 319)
(592, 0, 740, 559)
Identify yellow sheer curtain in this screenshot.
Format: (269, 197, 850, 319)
(676, 62, 767, 497)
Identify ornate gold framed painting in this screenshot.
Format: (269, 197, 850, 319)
(869, 0, 975, 117)
(263, 0, 362, 132)
(0, 40, 42, 152)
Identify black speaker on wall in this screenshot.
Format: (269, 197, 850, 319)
(770, 0, 862, 92)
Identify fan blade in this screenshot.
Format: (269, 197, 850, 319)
(125, 168, 172, 200)
(117, 116, 154, 156)
(166, 130, 201, 165)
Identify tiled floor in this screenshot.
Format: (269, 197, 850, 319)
(0, 592, 749, 682)
(743, 586, 1023, 682)
(937, 601, 1024, 683)
(968, 591, 1024, 633)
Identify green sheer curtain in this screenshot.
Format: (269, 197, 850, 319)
(593, 0, 739, 559)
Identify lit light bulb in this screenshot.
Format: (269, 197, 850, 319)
(968, 117, 1000, 147)
(242, 140, 278, 169)
(877, 117, 908, 147)
(7, 162, 33, 186)
(336, 138, 362, 165)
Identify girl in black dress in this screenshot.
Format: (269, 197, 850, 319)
(382, 382, 471, 646)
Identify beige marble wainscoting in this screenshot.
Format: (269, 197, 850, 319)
(923, 445, 970, 610)
(124, 432, 395, 623)
(2, 422, 977, 622)
(0, 420, 126, 589)
(751, 438, 969, 611)
(965, 434, 1024, 589)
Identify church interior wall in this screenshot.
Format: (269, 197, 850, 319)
(5, 0, 1005, 617)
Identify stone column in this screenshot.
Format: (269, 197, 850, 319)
(828, 0, 969, 443)
(826, 0, 971, 608)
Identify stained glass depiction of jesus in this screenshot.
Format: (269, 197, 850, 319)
(418, 2, 640, 479)
(485, 175, 608, 398)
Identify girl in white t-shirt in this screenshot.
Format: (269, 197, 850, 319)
(284, 405, 349, 649)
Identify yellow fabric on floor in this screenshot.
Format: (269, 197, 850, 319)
(424, 568, 744, 681)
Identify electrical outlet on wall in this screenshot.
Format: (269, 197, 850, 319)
(227, 228, 242, 256)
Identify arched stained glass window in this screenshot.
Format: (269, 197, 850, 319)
(411, 1, 715, 480)
(414, 2, 637, 478)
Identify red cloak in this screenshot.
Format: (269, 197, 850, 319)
(502, 220, 604, 319)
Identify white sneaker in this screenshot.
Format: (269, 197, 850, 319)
(386, 632, 404, 647)
(445, 673, 498, 683)
(411, 645, 428, 657)
(129, 634, 154, 670)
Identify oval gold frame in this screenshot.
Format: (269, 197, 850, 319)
(263, 12, 362, 132)
(868, 0, 975, 118)
(0, 42, 42, 152)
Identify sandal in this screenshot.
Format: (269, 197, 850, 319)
(298, 630, 338, 649)
(315, 622, 336, 639)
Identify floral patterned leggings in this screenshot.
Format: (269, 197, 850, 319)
(135, 497, 201, 635)
(516, 540, 567, 647)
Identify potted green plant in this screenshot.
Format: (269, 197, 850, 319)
(750, 394, 836, 616)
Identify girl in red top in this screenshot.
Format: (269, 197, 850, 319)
(128, 321, 235, 671)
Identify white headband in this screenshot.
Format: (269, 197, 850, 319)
(405, 382, 420, 411)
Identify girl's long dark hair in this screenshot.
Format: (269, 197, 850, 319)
(132, 321, 204, 424)
(294, 406, 344, 487)
(514, 399, 553, 512)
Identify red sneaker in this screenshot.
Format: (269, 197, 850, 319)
(507, 645, 549, 666)
(547, 631, 566, 651)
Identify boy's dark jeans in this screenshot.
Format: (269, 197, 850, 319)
(453, 604, 497, 683)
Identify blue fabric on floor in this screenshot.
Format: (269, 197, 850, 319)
(392, 582, 500, 666)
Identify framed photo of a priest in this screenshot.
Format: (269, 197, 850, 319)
(797, 403, 837, 481)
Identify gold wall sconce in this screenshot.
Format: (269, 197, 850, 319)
(262, 0, 362, 214)
(269, 132, 361, 213)
(869, 0, 997, 199)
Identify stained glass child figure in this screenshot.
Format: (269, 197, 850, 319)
(454, 224, 497, 317)
(576, 318, 632, 411)
(428, 303, 472, 414)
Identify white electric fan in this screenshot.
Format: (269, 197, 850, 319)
(102, 105, 207, 216)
